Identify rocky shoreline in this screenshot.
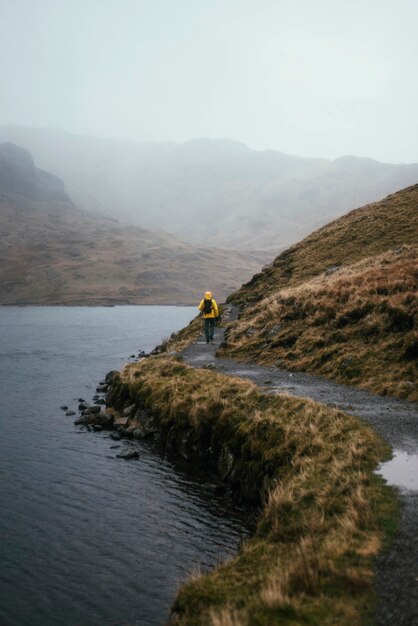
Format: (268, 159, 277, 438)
(63, 317, 418, 626)
(61, 370, 154, 460)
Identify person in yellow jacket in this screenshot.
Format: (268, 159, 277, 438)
(198, 291, 219, 344)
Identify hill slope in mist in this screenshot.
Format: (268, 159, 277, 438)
(219, 185, 418, 400)
(0, 143, 265, 305)
(1, 125, 417, 252)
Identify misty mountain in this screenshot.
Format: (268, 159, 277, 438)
(1, 125, 417, 252)
(0, 143, 265, 305)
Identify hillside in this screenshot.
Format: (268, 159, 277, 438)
(219, 186, 418, 400)
(1, 126, 418, 252)
(0, 143, 265, 305)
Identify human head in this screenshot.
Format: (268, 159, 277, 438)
(205, 291, 212, 298)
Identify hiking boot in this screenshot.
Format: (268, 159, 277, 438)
(206, 339, 209, 344)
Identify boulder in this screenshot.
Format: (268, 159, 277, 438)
(132, 428, 146, 440)
(114, 416, 130, 428)
(218, 446, 235, 480)
(133, 410, 158, 437)
(110, 432, 121, 441)
(60, 405, 68, 411)
(123, 404, 136, 417)
(116, 448, 139, 460)
(98, 412, 114, 428)
(65, 410, 76, 416)
(78, 402, 90, 411)
(74, 415, 89, 425)
(96, 384, 108, 393)
(105, 370, 119, 384)
(116, 426, 130, 438)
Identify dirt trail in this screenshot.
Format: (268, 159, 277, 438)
(181, 306, 418, 626)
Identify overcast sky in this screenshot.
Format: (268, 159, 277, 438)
(1, 0, 417, 162)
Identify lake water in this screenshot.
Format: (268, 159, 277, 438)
(0, 306, 252, 626)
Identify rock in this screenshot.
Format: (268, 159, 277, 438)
(246, 327, 256, 337)
(98, 412, 114, 428)
(178, 431, 195, 461)
(78, 398, 86, 403)
(80, 406, 101, 416)
(325, 265, 341, 276)
(110, 445, 120, 449)
(117, 426, 130, 438)
(105, 370, 119, 384)
(74, 416, 89, 425)
(110, 432, 121, 440)
(218, 446, 235, 480)
(123, 404, 136, 417)
(65, 410, 76, 416)
(93, 424, 102, 431)
(114, 416, 130, 428)
(94, 398, 106, 405)
(60, 405, 68, 411)
(132, 428, 146, 440)
(96, 384, 108, 393)
(267, 324, 281, 337)
(133, 410, 158, 437)
(78, 402, 90, 411)
(116, 448, 139, 460)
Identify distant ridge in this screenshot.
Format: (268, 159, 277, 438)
(1, 125, 417, 252)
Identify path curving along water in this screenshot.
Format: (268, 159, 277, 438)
(180, 306, 418, 626)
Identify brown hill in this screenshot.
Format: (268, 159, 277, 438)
(0, 143, 266, 305)
(220, 185, 418, 400)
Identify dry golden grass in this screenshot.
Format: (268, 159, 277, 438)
(113, 356, 397, 626)
(230, 184, 418, 306)
(221, 246, 418, 400)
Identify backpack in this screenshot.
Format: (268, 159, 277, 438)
(203, 298, 213, 314)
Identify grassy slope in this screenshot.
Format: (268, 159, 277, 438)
(221, 185, 418, 400)
(117, 357, 397, 626)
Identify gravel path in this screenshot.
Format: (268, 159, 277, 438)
(181, 307, 418, 626)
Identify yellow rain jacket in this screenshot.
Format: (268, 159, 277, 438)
(198, 292, 219, 319)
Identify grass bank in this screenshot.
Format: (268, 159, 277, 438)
(108, 356, 397, 626)
(220, 247, 417, 401)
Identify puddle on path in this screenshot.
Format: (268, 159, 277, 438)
(377, 450, 418, 491)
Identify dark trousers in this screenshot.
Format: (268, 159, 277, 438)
(204, 318, 215, 341)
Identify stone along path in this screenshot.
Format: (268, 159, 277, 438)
(180, 307, 418, 626)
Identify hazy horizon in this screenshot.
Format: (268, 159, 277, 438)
(1, 0, 417, 164)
